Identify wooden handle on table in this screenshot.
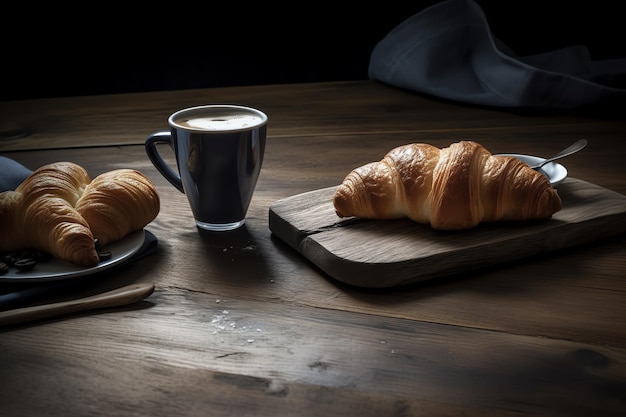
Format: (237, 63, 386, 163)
(0, 282, 155, 327)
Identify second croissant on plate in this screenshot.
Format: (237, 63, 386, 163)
(0, 162, 160, 266)
(333, 140, 562, 230)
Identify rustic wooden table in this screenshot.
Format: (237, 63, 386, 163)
(1, 81, 625, 417)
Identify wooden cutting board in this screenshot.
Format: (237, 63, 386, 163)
(268, 178, 626, 288)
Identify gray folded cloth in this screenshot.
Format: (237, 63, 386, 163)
(368, 0, 626, 111)
(0, 156, 33, 191)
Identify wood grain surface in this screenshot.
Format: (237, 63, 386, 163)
(1, 81, 625, 417)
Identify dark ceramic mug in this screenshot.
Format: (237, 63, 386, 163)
(145, 105, 267, 231)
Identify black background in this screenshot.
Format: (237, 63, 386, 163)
(2, 1, 624, 100)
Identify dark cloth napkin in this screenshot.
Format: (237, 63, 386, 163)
(0, 156, 33, 191)
(0, 156, 158, 309)
(368, 0, 626, 112)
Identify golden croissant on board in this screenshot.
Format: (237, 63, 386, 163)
(333, 141, 562, 230)
(0, 161, 160, 266)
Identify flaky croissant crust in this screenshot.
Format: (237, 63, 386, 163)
(76, 169, 160, 246)
(333, 141, 562, 230)
(0, 162, 160, 266)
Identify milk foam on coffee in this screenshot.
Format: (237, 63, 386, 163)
(177, 113, 264, 131)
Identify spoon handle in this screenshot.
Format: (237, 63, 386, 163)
(0, 282, 155, 327)
(534, 139, 588, 169)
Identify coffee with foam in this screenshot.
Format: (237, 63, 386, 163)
(175, 112, 265, 131)
(148, 104, 268, 231)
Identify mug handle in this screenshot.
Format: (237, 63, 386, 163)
(145, 131, 185, 193)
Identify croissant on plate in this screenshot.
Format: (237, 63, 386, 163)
(0, 162, 160, 267)
(75, 168, 160, 247)
(333, 141, 562, 230)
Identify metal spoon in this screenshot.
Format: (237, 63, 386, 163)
(529, 139, 588, 170)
